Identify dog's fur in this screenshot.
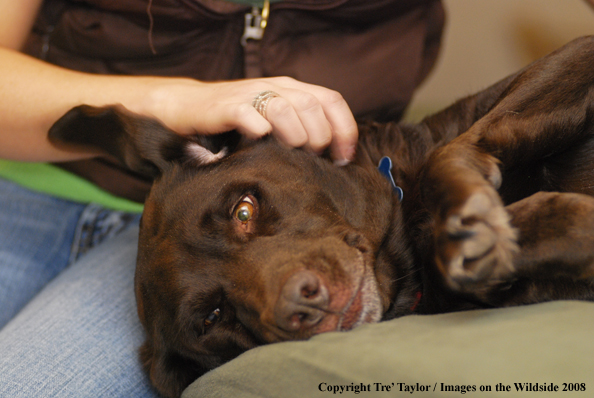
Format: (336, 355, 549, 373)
(50, 36, 594, 398)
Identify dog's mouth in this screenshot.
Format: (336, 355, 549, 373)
(311, 260, 382, 335)
(337, 266, 382, 331)
(260, 240, 383, 341)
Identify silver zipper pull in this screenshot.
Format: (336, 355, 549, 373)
(241, 0, 270, 47)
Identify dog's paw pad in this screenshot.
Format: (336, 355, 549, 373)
(437, 191, 518, 292)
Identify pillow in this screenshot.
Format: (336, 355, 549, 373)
(183, 301, 593, 397)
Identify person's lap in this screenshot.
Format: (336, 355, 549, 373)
(0, 178, 84, 326)
(0, 178, 159, 397)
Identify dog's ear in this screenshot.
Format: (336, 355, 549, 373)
(48, 105, 239, 177)
(140, 340, 206, 398)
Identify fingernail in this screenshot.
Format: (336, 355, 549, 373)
(333, 144, 356, 166)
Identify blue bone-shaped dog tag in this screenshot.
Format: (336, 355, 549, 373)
(378, 156, 404, 202)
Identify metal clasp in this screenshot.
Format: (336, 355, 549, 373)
(241, 0, 270, 46)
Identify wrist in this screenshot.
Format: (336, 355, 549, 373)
(124, 76, 208, 134)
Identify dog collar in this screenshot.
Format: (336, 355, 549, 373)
(410, 291, 422, 312)
(378, 156, 403, 201)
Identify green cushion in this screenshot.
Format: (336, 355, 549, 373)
(183, 300, 593, 397)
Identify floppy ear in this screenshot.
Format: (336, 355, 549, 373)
(139, 340, 206, 398)
(48, 105, 239, 177)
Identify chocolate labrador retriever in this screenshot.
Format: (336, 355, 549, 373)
(49, 36, 594, 398)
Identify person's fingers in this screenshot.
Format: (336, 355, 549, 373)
(220, 101, 273, 139)
(165, 77, 358, 163)
(263, 95, 309, 148)
(266, 88, 331, 153)
(268, 78, 358, 162)
(319, 90, 358, 164)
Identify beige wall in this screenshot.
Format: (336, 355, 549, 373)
(406, 0, 594, 121)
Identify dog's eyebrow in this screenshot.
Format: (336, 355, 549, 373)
(219, 183, 263, 205)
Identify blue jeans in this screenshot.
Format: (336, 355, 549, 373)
(0, 178, 159, 397)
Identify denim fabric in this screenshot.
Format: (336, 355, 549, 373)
(0, 178, 158, 397)
(69, 203, 142, 264)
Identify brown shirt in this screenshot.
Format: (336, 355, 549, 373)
(24, 0, 444, 203)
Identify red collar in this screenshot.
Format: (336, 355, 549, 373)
(410, 291, 422, 312)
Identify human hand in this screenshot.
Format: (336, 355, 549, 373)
(140, 76, 358, 164)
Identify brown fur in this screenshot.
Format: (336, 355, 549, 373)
(49, 36, 594, 398)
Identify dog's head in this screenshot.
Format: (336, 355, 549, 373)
(49, 105, 413, 398)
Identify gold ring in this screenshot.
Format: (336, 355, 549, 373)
(252, 90, 280, 118)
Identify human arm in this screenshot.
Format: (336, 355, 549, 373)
(0, 1, 357, 164)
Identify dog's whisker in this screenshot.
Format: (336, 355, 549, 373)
(49, 37, 594, 397)
(392, 268, 418, 283)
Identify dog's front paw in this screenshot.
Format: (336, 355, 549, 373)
(435, 189, 519, 294)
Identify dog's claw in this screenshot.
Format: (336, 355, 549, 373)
(447, 228, 476, 241)
(436, 191, 519, 294)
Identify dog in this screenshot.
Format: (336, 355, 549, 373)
(49, 36, 594, 398)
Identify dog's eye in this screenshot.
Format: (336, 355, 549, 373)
(234, 196, 255, 224)
(204, 308, 221, 327)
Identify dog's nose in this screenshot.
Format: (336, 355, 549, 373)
(274, 270, 329, 332)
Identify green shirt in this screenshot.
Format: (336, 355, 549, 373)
(0, 159, 144, 213)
